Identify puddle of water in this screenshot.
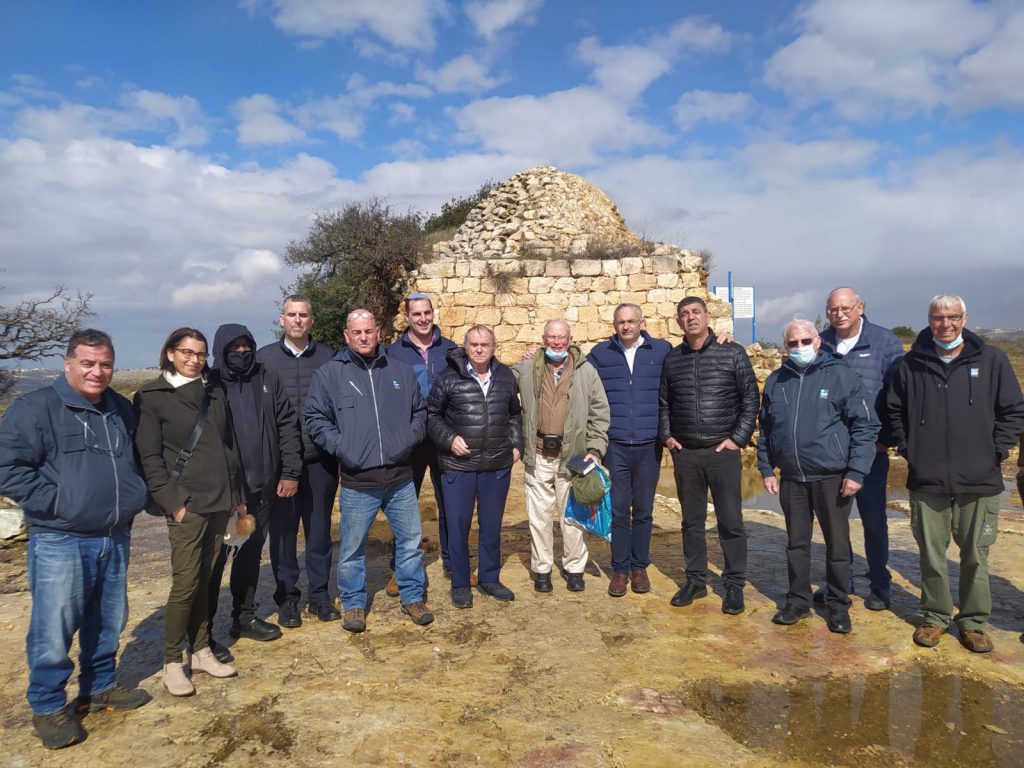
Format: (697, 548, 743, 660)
(677, 664, 1024, 767)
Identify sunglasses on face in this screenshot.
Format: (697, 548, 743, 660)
(785, 338, 815, 349)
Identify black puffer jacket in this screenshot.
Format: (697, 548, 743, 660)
(427, 349, 524, 472)
(658, 332, 760, 448)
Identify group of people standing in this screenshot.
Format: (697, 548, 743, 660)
(1, 287, 1022, 751)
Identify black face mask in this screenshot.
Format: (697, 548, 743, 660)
(225, 350, 254, 376)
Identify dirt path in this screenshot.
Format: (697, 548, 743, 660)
(2, 465, 1023, 767)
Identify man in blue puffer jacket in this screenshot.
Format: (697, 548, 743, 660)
(0, 330, 151, 749)
(587, 303, 670, 597)
(305, 308, 433, 633)
(757, 319, 879, 635)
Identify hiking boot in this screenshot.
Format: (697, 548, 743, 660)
(32, 707, 85, 750)
(402, 602, 435, 626)
(278, 598, 302, 629)
(827, 607, 852, 634)
(533, 572, 553, 593)
(629, 568, 651, 594)
(960, 629, 994, 654)
(191, 647, 237, 678)
(342, 608, 366, 633)
(230, 616, 283, 642)
(76, 684, 152, 713)
(772, 604, 811, 625)
(670, 583, 707, 607)
(564, 572, 585, 592)
(451, 586, 473, 608)
(478, 581, 515, 602)
(608, 572, 629, 597)
(307, 600, 341, 622)
(913, 623, 946, 648)
(163, 662, 195, 697)
(385, 572, 399, 597)
(722, 586, 745, 615)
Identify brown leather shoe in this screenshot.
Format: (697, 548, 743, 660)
(385, 572, 399, 597)
(342, 608, 366, 633)
(402, 602, 435, 626)
(913, 623, 946, 648)
(630, 568, 651, 594)
(608, 572, 628, 597)
(960, 628, 994, 653)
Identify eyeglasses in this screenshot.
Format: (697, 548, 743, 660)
(928, 314, 964, 323)
(785, 338, 815, 349)
(174, 348, 208, 361)
(826, 305, 859, 316)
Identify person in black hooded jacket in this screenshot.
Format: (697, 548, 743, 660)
(207, 323, 302, 651)
(427, 326, 524, 607)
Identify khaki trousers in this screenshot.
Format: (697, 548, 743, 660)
(525, 454, 588, 575)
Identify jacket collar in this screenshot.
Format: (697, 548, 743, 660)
(53, 374, 111, 413)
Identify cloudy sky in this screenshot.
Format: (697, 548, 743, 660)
(2, 0, 1022, 366)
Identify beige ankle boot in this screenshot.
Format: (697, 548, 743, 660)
(191, 647, 237, 678)
(163, 662, 195, 696)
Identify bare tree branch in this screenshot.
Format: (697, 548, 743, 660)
(0, 285, 95, 361)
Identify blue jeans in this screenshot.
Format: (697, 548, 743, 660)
(26, 529, 130, 715)
(441, 468, 512, 587)
(855, 451, 891, 597)
(606, 441, 659, 573)
(338, 481, 425, 609)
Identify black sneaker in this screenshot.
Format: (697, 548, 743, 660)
(451, 586, 473, 608)
(722, 586, 745, 615)
(278, 598, 302, 629)
(33, 708, 85, 750)
(209, 639, 234, 663)
(76, 685, 152, 713)
(308, 600, 342, 622)
(564, 572, 585, 592)
(533, 572, 553, 593)
(478, 581, 515, 602)
(772, 604, 811, 625)
(230, 616, 283, 642)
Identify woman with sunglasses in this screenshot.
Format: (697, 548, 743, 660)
(134, 328, 245, 696)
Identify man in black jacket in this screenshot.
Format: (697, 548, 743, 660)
(208, 324, 302, 651)
(257, 295, 340, 628)
(659, 296, 760, 615)
(886, 294, 1024, 653)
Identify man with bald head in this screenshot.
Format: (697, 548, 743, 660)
(514, 319, 609, 593)
(818, 287, 904, 611)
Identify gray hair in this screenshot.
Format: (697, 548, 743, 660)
(928, 293, 966, 314)
(613, 303, 644, 323)
(282, 294, 312, 313)
(543, 318, 571, 337)
(782, 318, 818, 344)
(825, 287, 863, 309)
(463, 324, 496, 346)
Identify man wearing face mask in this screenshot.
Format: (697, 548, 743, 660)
(885, 294, 1024, 653)
(514, 319, 609, 593)
(757, 319, 878, 634)
(208, 324, 302, 651)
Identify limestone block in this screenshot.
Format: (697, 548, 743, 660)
(574, 277, 592, 290)
(564, 307, 579, 322)
(553, 277, 575, 293)
(680, 273, 702, 288)
(641, 258, 653, 272)
(653, 255, 679, 274)
(657, 273, 680, 288)
(577, 305, 600, 324)
(460, 292, 494, 307)
(441, 306, 467, 327)
(602, 291, 619, 306)
(602, 260, 620, 276)
(462, 277, 481, 291)
(499, 343, 527, 363)
(587, 321, 608, 339)
(615, 276, 629, 290)
(0, 504, 24, 540)
(515, 323, 547, 342)
(647, 288, 668, 303)
(658, 302, 678, 318)
(490, 258, 520, 274)
(568, 292, 589, 306)
(471, 307, 502, 326)
(512, 293, 537, 307)
(591, 276, 615, 292)
(522, 259, 546, 277)
(619, 291, 647, 305)
(536, 294, 568, 309)
(570, 259, 602, 276)
(570, 238, 588, 254)
(544, 260, 571, 277)
(529, 277, 554, 294)
(503, 307, 531, 325)
(469, 261, 489, 277)
(454, 260, 470, 277)
(598, 305, 616, 322)
(621, 257, 643, 275)
(494, 324, 518, 343)
(645, 318, 669, 339)
(681, 254, 703, 272)
(628, 273, 657, 290)
(447, 278, 463, 292)
(415, 278, 444, 294)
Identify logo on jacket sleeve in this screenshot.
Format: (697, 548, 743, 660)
(819, 388, 830, 399)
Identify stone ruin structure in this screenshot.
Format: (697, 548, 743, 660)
(399, 165, 733, 363)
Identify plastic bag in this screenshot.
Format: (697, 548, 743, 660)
(563, 463, 612, 542)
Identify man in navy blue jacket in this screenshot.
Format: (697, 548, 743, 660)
(587, 304, 671, 597)
(305, 309, 433, 632)
(0, 330, 151, 749)
(819, 287, 904, 611)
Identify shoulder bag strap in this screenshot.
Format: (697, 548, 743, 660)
(169, 388, 212, 480)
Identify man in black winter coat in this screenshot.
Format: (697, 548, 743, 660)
(208, 323, 302, 654)
(659, 296, 760, 615)
(256, 295, 340, 628)
(885, 294, 1024, 654)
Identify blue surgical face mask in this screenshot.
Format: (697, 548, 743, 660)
(788, 346, 816, 367)
(933, 335, 963, 351)
(544, 347, 569, 362)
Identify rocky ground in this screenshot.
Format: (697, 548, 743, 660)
(1, 464, 1023, 768)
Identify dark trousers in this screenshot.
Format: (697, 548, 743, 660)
(269, 457, 339, 606)
(440, 468, 512, 587)
(209, 489, 269, 626)
(781, 475, 853, 609)
(854, 450, 891, 597)
(606, 441, 659, 573)
(672, 446, 746, 588)
(390, 439, 448, 570)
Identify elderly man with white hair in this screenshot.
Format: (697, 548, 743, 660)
(885, 294, 1024, 653)
(757, 318, 879, 634)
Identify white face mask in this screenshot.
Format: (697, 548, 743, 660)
(933, 334, 963, 351)
(544, 347, 568, 362)
(788, 346, 816, 367)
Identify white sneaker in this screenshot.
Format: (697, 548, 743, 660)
(163, 662, 195, 697)
(190, 647, 237, 678)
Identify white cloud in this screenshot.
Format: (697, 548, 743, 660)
(417, 54, 499, 93)
(75, 76, 104, 90)
(172, 249, 283, 305)
(576, 38, 671, 102)
(294, 96, 363, 141)
(232, 93, 307, 144)
(242, 0, 445, 50)
(389, 102, 416, 124)
(765, 0, 1023, 119)
(465, 0, 543, 41)
(673, 90, 754, 132)
(452, 87, 667, 166)
(124, 90, 209, 147)
(657, 16, 734, 55)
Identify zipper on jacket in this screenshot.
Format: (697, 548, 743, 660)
(101, 412, 121, 535)
(793, 372, 806, 482)
(357, 355, 386, 466)
(692, 353, 700, 443)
